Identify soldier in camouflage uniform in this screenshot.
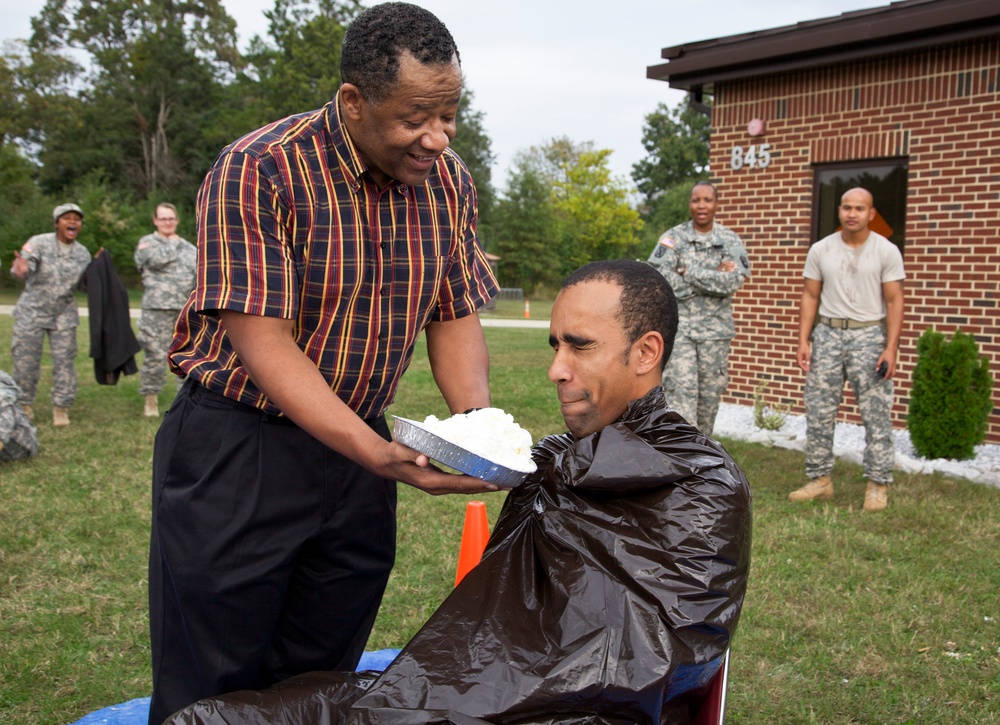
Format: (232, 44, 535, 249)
(646, 181, 750, 436)
(0, 370, 38, 462)
(9, 203, 92, 427)
(134, 203, 198, 417)
(791, 188, 905, 512)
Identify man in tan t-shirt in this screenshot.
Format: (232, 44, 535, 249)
(790, 187, 905, 511)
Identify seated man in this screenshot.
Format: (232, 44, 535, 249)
(167, 259, 752, 725)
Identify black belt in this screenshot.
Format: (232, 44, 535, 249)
(182, 378, 383, 426)
(182, 378, 295, 425)
(818, 316, 884, 330)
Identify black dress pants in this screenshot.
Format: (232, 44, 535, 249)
(147, 380, 396, 725)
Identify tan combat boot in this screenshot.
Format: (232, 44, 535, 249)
(144, 394, 159, 418)
(21, 404, 34, 421)
(53, 406, 70, 427)
(863, 481, 888, 512)
(788, 475, 834, 502)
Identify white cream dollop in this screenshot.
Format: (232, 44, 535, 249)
(422, 407, 536, 473)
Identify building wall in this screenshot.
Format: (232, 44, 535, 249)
(710, 36, 1000, 442)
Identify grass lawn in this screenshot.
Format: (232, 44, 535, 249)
(0, 314, 998, 725)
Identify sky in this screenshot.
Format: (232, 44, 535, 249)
(1, 0, 888, 186)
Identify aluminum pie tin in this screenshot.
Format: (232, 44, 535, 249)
(392, 416, 532, 489)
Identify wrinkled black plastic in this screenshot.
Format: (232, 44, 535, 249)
(166, 388, 752, 725)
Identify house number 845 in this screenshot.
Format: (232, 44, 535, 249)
(730, 144, 772, 171)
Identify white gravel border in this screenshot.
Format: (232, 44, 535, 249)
(713, 403, 1000, 488)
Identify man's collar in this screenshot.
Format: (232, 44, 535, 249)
(325, 92, 366, 194)
(839, 229, 872, 247)
(620, 386, 664, 423)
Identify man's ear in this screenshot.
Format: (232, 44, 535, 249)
(339, 83, 364, 121)
(633, 331, 664, 375)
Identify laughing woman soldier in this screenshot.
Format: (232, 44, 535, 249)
(10, 203, 92, 427)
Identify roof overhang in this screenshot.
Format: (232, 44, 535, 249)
(648, 0, 1000, 95)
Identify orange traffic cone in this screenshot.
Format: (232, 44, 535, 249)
(455, 500, 490, 586)
(523, 299, 531, 319)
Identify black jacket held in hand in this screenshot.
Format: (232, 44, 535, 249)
(84, 249, 140, 385)
(166, 387, 752, 725)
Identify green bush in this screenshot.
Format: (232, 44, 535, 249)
(908, 328, 994, 460)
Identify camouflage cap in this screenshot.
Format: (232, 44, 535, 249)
(52, 203, 84, 222)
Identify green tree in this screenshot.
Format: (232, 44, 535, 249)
(493, 137, 642, 290)
(491, 164, 560, 292)
(0, 50, 13, 144)
(517, 136, 588, 186)
(242, 0, 359, 124)
(632, 99, 711, 247)
(451, 89, 496, 234)
(551, 147, 643, 270)
(0, 144, 49, 286)
(633, 99, 710, 196)
(0, 38, 82, 151)
(25, 0, 240, 198)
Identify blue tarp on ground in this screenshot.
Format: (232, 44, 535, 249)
(72, 698, 151, 725)
(68, 649, 402, 725)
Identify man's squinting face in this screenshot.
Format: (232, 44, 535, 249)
(345, 52, 462, 187)
(689, 185, 718, 233)
(54, 212, 83, 244)
(548, 280, 641, 439)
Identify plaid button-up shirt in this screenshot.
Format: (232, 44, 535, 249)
(168, 93, 498, 418)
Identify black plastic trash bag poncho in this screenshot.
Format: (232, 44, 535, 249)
(166, 387, 752, 725)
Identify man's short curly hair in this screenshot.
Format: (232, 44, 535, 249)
(341, 2, 461, 104)
(561, 260, 679, 373)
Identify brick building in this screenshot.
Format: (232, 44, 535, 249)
(648, 0, 1000, 442)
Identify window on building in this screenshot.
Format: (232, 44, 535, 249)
(812, 159, 908, 254)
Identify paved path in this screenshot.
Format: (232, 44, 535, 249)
(0, 305, 548, 327)
(480, 317, 548, 328)
(0, 304, 140, 319)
